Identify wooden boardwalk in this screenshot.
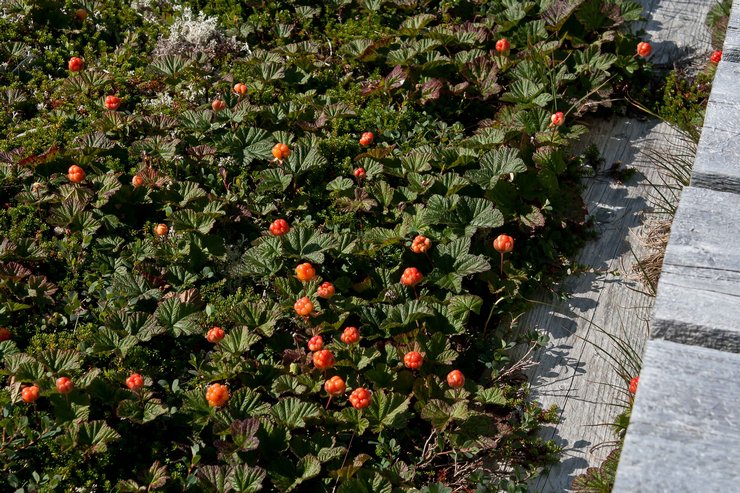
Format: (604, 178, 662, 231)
(524, 1, 716, 491)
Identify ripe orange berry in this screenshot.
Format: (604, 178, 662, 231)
(317, 281, 335, 299)
(206, 383, 230, 407)
(493, 234, 514, 254)
(404, 351, 424, 370)
(206, 326, 225, 343)
(629, 376, 639, 394)
(75, 9, 87, 21)
(154, 223, 168, 236)
(410, 235, 432, 254)
(349, 387, 372, 409)
(211, 99, 226, 112)
(324, 376, 346, 396)
(340, 326, 360, 345)
(104, 95, 121, 110)
(313, 349, 335, 370)
(636, 41, 652, 58)
(307, 335, 324, 351)
(233, 83, 248, 96)
(68, 56, 84, 72)
(359, 132, 374, 146)
(550, 111, 565, 127)
(126, 373, 144, 391)
(56, 377, 74, 394)
(495, 38, 510, 53)
(0, 327, 10, 341)
(447, 369, 465, 388)
(21, 385, 40, 403)
(295, 262, 316, 282)
(132, 175, 144, 187)
(269, 218, 290, 236)
(272, 143, 291, 160)
(400, 267, 423, 287)
(67, 165, 85, 183)
(294, 297, 314, 316)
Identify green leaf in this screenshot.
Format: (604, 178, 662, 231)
(476, 387, 507, 405)
(283, 145, 327, 178)
(171, 209, 216, 234)
(36, 349, 81, 373)
(4, 353, 45, 381)
(465, 147, 526, 189)
(155, 298, 201, 337)
(380, 300, 435, 333)
(282, 228, 335, 264)
(219, 327, 261, 354)
(271, 397, 321, 430)
(230, 464, 266, 493)
(365, 390, 410, 432)
(68, 420, 121, 454)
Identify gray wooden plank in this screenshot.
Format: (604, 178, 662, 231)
(652, 186, 740, 352)
(613, 339, 740, 493)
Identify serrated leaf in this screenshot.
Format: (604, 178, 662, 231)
(230, 464, 266, 492)
(219, 327, 261, 354)
(365, 390, 410, 432)
(476, 387, 507, 405)
(37, 349, 81, 373)
(155, 298, 201, 337)
(465, 147, 526, 189)
(271, 397, 320, 430)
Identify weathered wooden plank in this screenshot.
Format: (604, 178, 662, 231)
(613, 340, 740, 493)
(653, 187, 740, 352)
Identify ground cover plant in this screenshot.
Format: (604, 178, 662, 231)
(0, 0, 648, 491)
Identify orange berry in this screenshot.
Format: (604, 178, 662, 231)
(132, 175, 144, 187)
(233, 83, 248, 96)
(307, 335, 324, 351)
(0, 327, 10, 341)
(410, 235, 431, 254)
(126, 373, 144, 391)
(495, 38, 510, 52)
(21, 385, 40, 403)
(312, 349, 335, 370)
(636, 42, 652, 58)
(295, 262, 316, 282)
(550, 112, 565, 127)
(324, 376, 346, 396)
(294, 297, 314, 316)
(400, 267, 423, 287)
(349, 387, 372, 409)
(68, 57, 84, 72)
(493, 234, 514, 254)
(359, 132, 374, 146)
(447, 369, 465, 388)
(317, 281, 335, 299)
(104, 95, 121, 111)
(269, 218, 290, 236)
(272, 143, 290, 160)
(56, 377, 74, 394)
(211, 99, 226, 112)
(154, 223, 168, 236)
(206, 383, 230, 407)
(340, 326, 360, 345)
(404, 351, 424, 370)
(206, 327, 225, 343)
(67, 164, 85, 183)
